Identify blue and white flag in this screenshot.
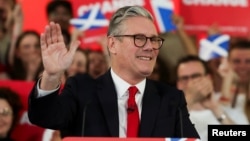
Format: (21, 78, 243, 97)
(199, 34, 230, 61)
(165, 138, 201, 141)
(70, 4, 109, 31)
(150, 0, 176, 32)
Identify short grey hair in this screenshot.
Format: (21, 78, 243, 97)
(107, 5, 154, 36)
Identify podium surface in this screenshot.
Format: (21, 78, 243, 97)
(63, 137, 201, 141)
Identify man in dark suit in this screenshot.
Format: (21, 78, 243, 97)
(28, 5, 200, 139)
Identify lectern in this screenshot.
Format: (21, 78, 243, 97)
(63, 137, 201, 141)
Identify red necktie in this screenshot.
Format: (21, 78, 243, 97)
(127, 86, 139, 137)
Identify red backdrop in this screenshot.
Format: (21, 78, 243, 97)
(21, 0, 51, 33)
(22, 0, 250, 37)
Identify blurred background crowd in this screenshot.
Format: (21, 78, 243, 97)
(0, 0, 250, 141)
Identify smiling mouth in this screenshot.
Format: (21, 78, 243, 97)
(137, 56, 152, 61)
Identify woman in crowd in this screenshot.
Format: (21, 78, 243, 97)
(0, 30, 43, 81)
(61, 48, 88, 84)
(0, 87, 22, 140)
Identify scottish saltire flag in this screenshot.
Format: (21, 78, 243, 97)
(199, 34, 230, 61)
(150, 0, 176, 32)
(70, 4, 109, 31)
(165, 138, 201, 141)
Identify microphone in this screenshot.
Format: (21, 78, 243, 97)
(127, 106, 135, 113)
(81, 100, 91, 136)
(178, 107, 183, 137)
(127, 104, 136, 113)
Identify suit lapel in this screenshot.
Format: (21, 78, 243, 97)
(139, 80, 161, 136)
(96, 71, 119, 137)
(96, 71, 161, 137)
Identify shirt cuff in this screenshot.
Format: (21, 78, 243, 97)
(36, 78, 60, 98)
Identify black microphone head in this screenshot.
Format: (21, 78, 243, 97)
(127, 106, 135, 113)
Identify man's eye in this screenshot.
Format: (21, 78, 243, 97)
(135, 35, 145, 40)
(151, 37, 159, 42)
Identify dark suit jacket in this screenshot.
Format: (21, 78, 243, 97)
(28, 70, 200, 139)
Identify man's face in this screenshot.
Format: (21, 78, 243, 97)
(0, 0, 14, 22)
(229, 48, 250, 84)
(177, 61, 206, 90)
(108, 16, 160, 82)
(88, 52, 107, 79)
(48, 6, 72, 31)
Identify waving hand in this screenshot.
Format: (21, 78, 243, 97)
(40, 22, 80, 90)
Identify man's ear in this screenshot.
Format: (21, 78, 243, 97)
(107, 36, 117, 54)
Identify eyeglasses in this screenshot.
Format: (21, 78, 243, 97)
(178, 73, 205, 83)
(113, 34, 164, 50)
(0, 107, 12, 117)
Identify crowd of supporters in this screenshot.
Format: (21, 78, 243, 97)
(0, 0, 250, 141)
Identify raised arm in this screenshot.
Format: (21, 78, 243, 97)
(7, 3, 23, 66)
(218, 57, 238, 105)
(40, 22, 80, 90)
(172, 14, 198, 55)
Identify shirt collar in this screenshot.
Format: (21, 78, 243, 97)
(110, 68, 146, 98)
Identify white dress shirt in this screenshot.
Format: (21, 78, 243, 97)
(110, 69, 145, 137)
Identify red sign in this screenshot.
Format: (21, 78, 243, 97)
(179, 0, 250, 36)
(70, 0, 177, 49)
(71, 0, 146, 49)
(21, 0, 250, 43)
